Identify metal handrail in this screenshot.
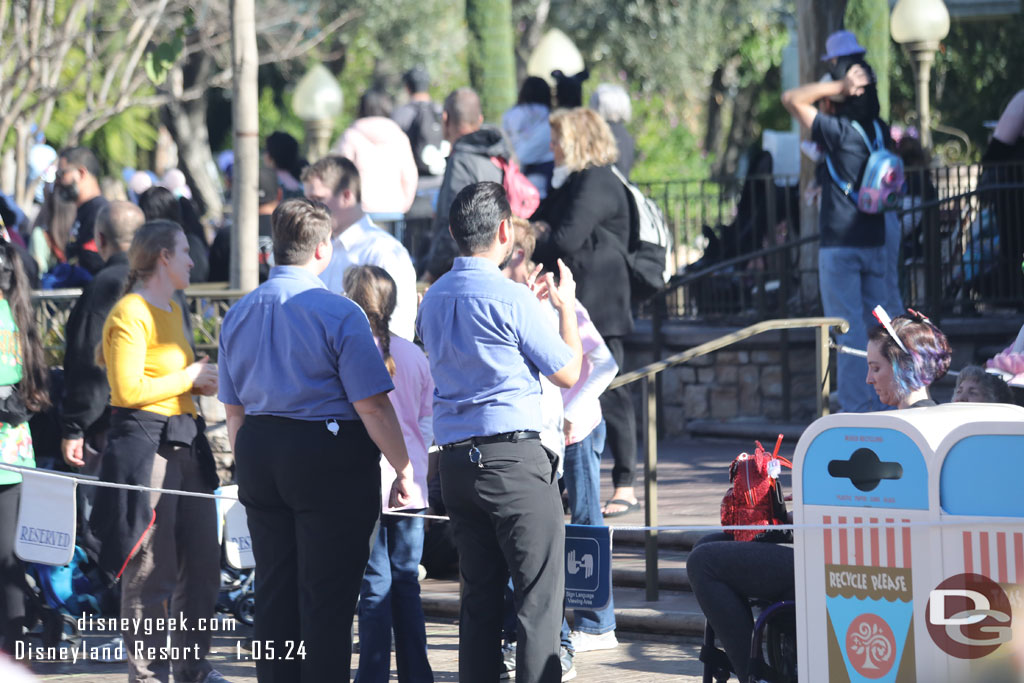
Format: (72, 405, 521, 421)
(609, 317, 850, 601)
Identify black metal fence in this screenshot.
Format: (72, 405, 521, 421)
(31, 162, 1024, 359)
(633, 161, 1024, 323)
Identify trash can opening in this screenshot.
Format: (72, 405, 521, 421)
(827, 447, 904, 492)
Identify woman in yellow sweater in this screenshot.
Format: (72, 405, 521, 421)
(90, 219, 225, 683)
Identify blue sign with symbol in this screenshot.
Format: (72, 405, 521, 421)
(565, 524, 611, 610)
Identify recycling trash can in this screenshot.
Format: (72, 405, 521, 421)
(927, 405, 1024, 681)
(792, 403, 1024, 682)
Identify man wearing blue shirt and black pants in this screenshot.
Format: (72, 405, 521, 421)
(218, 198, 413, 683)
(418, 182, 582, 683)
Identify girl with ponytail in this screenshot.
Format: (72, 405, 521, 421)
(343, 264, 435, 683)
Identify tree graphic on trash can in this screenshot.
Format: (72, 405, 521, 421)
(846, 613, 896, 678)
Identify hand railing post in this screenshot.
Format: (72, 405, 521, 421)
(642, 373, 659, 601)
(815, 324, 830, 417)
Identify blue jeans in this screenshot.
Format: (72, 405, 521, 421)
(562, 422, 616, 635)
(818, 245, 889, 414)
(356, 513, 433, 683)
(884, 213, 905, 314)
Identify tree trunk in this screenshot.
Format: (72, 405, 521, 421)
(13, 123, 31, 210)
(704, 66, 727, 164)
(844, 0, 890, 120)
(718, 79, 764, 179)
(466, 0, 517, 123)
(231, 0, 259, 292)
(163, 97, 224, 227)
(161, 51, 224, 225)
(797, 0, 849, 306)
(515, 0, 551, 84)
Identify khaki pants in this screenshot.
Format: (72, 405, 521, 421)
(120, 444, 219, 683)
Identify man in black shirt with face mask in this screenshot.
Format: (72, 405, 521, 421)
(56, 147, 108, 275)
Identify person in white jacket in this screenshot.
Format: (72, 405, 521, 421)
(503, 218, 621, 656)
(333, 89, 418, 216)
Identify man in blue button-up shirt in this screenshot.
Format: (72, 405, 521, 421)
(418, 182, 581, 683)
(219, 198, 412, 683)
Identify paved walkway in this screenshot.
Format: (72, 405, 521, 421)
(24, 619, 709, 682)
(20, 434, 782, 681)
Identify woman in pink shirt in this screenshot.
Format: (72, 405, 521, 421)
(344, 265, 434, 683)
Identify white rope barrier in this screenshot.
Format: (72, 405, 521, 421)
(3, 463, 1019, 532)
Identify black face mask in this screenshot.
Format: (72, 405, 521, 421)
(57, 180, 79, 203)
(0, 250, 15, 292)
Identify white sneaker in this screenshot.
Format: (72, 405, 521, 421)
(569, 630, 619, 653)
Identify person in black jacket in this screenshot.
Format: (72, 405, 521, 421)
(532, 107, 639, 519)
(57, 146, 109, 275)
(981, 89, 1024, 303)
(419, 88, 510, 281)
(61, 200, 146, 470)
(138, 186, 210, 283)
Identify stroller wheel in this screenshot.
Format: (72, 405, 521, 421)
(42, 612, 81, 649)
(234, 594, 255, 626)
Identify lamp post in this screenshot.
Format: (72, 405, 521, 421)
(293, 64, 343, 163)
(890, 0, 950, 152)
(526, 29, 585, 87)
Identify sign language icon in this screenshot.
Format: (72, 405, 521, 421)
(567, 550, 594, 579)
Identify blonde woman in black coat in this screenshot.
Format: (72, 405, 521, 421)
(532, 107, 638, 518)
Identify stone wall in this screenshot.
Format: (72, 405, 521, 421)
(658, 349, 820, 435)
(625, 331, 824, 436)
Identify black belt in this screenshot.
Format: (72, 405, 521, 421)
(440, 430, 540, 451)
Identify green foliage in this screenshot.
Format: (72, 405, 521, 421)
(631, 94, 711, 182)
(890, 13, 1024, 159)
(145, 8, 195, 85)
(844, 0, 890, 119)
(256, 86, 307, 147)
(518, 0, 792, 179)
(324, 0, 469, 101)
(43, 45, 158, 173)
(83, 108, 160, 173)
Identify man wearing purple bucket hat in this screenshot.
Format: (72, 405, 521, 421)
(821, 29, 867, 62)
(783, 29, 897, 414)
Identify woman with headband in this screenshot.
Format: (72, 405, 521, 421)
(866, 309, 952, 409)
(689, 309, 951, 682)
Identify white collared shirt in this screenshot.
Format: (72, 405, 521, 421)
(320, 215, 418, 340)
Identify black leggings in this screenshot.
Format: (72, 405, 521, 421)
(599, 336, 638, 489)
(687, 533, 795, 681)
(0, 483, 28, 652)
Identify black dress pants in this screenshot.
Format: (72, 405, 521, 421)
(599, 337, 638, 489)
(235, 415, 381, 683)
(440, 438, 565, 683)
(0, 483, 27, 651)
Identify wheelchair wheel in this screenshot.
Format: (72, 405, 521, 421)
(764, 609, 797, 682)
(748, 601, 797, 683)
(42, 611, 81, 649)
(234, 593, 255, 626)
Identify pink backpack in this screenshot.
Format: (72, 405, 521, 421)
(491, 156, 540, 218)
